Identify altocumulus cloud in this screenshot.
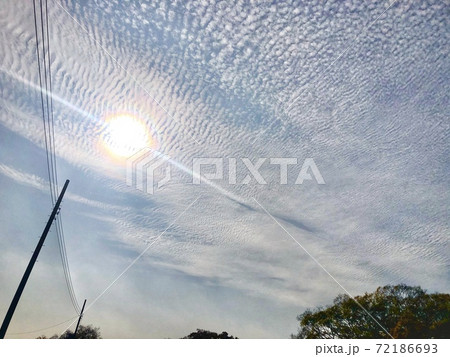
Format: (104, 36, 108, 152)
(0, 0, 448, 338)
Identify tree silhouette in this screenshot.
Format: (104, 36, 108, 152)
(182, 329, 237, 339)
(37, 325, 101, 339)
(292, 284, 450, 339)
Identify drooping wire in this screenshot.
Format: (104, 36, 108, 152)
(43, 0, 81, 315)
(32, 0, 54, 204)
(32, 0, 81, 316)
(55, 216, 81, 314)
(7, 316, 78, 336)
(43, 0, 81, 316)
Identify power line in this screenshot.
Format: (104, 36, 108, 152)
(32, 0, 54, 203)
(43, 0, 81, 314)
(43, 0, 80, 315)
(0, 180, 71, 338)
(55, 215, 81, 313)
(7, 316, 78, 336)
(32, 0, 81, 315)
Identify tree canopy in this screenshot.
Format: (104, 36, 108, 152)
(292, 284, 450, 339)
(182, 329, 237, 339)
(37, 325, 101, 339)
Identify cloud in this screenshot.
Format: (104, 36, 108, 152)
(0, 163, 127, 213)
(0, 0, 448, 338)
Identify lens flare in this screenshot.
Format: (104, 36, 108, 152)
(101, 114, 156, 158)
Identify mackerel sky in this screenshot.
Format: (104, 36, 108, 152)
(0, 0, 448, 338)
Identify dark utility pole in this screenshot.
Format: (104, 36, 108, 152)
(0, 179, 70, 339)
(73, 299, 87, 338)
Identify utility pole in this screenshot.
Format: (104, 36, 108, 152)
(0, 179, 70, 339)
(73, 299, 87, 338)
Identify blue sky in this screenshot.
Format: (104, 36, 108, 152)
(0, 0, 449, 338)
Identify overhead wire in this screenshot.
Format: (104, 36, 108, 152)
(43, 0, 81, 316)
(7, 316, 78, 336)
(32, 0, 81, 315)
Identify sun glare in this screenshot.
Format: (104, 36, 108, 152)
(103, 114, 152, 158)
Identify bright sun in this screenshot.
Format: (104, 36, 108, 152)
(103, 114, 151, 158)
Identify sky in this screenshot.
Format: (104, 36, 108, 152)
(0, 0, 449, 339)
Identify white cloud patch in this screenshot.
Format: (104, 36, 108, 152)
(0, 0, 448, 338)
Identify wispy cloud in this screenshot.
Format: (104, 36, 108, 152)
(0, 0, 448, 338)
